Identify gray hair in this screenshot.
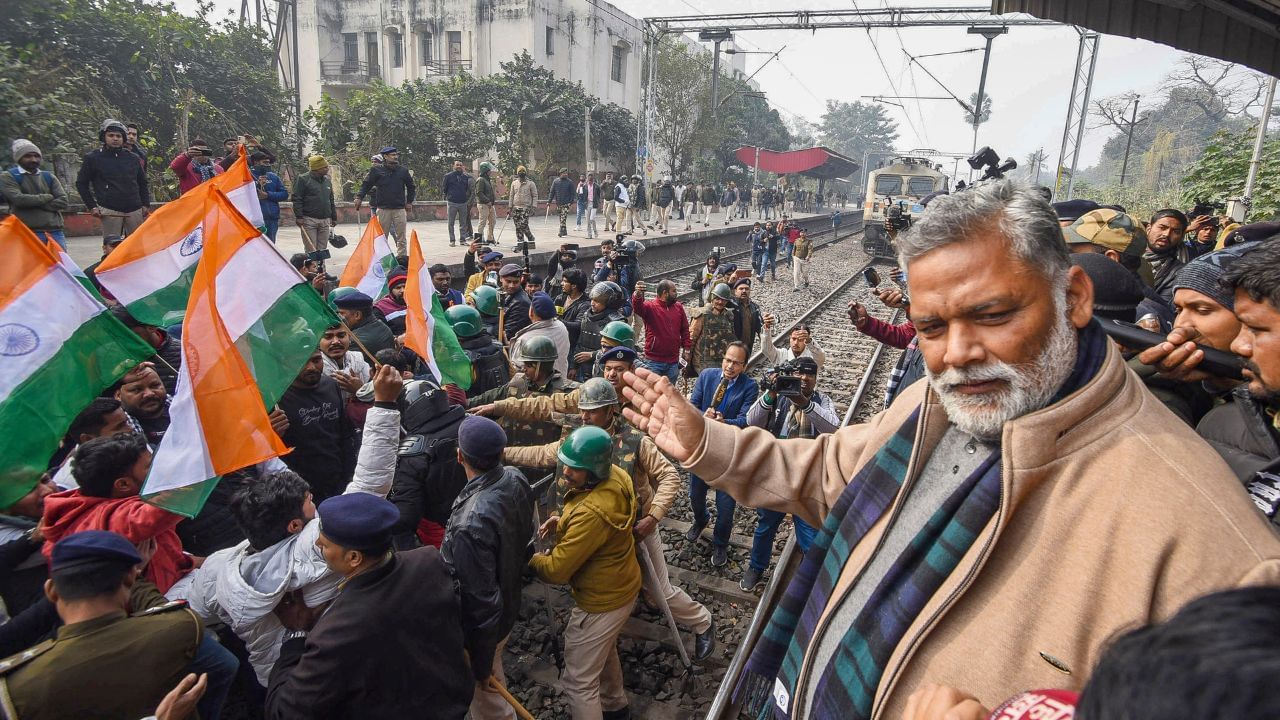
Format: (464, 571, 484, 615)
(897, 180, 1070, 280)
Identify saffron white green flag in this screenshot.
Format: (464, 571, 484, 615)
(0, 216, 154, 508)
(339, 215, 397, 299)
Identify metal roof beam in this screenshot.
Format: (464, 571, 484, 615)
(645, 7, 1061, 34)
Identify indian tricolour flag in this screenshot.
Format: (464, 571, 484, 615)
(0, 216, 154, 507)
(339, 215, 397, 299)
(94, 182, 219, 327)
(404, 231, 472, 390)
(45, 237, 103, 301)
(209, 145, 265, 231)
(144, 189, 335, 517)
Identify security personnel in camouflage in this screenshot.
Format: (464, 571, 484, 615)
(686, 282, 737, 376)
(573, 281, 626, 380)
(502, 377, 716, 660)
(0, 531, 204, 720)
(471, 284, 502, 340)
(473, 346, 639, 426)
(446, 304, 510, 398)
(468, 335, 578, 476)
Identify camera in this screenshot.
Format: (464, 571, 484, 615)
(308, 248, 331, 262)
(762, 359, 805, 398)
(966, 146, 1017, 182)
(199, 148, 215, 157)
(884, 202, 912, 232)
(1190, 200, 1225, 218)
(863, 267, 882, 287)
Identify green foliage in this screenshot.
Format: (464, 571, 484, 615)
(963, 93, 992, 126)
(818, 100, 898, 170)
(1180, 127, 1280, 221)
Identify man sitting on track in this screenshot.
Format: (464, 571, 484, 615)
(617, 179, 1280, 719)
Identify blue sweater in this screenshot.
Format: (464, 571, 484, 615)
(250, 167, 289, 220)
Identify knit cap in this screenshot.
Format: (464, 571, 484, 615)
(308, 155, 328, 171)
(1171, 242, 1261, 311)
(11, 139, 40, 163)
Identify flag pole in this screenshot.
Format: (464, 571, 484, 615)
(340, 321, 381, 367)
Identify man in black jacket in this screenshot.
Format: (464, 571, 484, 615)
(276, 351, 357, 501)
(333, 291, 396, 356)
(267, 492, 473, 719)
(442, 416, 534, 718)
(355, 147, 416, 255)
(556, 268, 591, 350)
(549, 168, 576, 238)
(498, 264, 533, 343)
(75, 119, 150, 236)
(388, 380, 468, 548)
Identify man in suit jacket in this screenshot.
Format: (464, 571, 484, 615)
(266, 493, 473, 719)
(685, 341, 759, 567)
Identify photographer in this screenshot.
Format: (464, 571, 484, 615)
(740, 357, 838, 591)
(597, 237, 643, 296)
(544, 244, 578, 286)
(168, 140, 223, 194)
(761, 318, 826, 371)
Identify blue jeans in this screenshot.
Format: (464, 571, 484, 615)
(782, 243, 793, 268)
(751, 251, 764, 277)
(639, 358, 679, 383)
(38, 230, 67, 249)
(263, 217, 280, 242)
(188, 628, 239, 720)
(750, 509, 818, 571)
(689, 474, 736, 548)
(576, 200, 587, 226)
(761, 253, 777, 279)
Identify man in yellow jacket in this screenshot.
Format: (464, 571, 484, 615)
(529, 425, 640, 720)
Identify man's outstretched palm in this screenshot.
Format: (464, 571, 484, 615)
(620, 368, 706, 464)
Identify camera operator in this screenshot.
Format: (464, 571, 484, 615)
(545, 244, 578, 285)
(595, 236, 643, 296)
(739, 356, 838, 591)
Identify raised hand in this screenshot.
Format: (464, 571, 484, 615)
(620, 367, 706, 464)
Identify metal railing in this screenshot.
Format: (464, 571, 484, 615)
(423, 59, 472, 76)
(320, 60, 381, 82)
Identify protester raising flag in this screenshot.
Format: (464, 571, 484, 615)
(94, 182, 221, 327)
(45, 237, 103, 301)
(0, 215, 154, 508)
(339, 214, 397, 299)
(209, 144, 265, 231)
(144, 189, 334, 516)
(404, 231, 472, 390)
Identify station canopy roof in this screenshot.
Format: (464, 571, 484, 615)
(993, 0, 1280, 78)
(734, 146, 860, 180)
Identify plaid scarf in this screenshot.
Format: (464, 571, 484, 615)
(739, 320, 1108, 719)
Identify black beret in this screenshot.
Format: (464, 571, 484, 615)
(317, 494, 399, 550)
(458, 415, 507, 457)
(51, 530, 141, 573)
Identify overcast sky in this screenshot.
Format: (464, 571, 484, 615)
(178, 0, 1195, 173)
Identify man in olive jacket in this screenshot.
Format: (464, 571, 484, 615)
(619, 180, 1280, 720)
(2, 139, 68, 245)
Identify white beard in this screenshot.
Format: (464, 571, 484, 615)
(927, 304, 1079, 440)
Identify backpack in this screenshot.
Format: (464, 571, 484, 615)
(7, 167, 55, 192)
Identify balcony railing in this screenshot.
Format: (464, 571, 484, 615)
(423, 59, 472, 76)
(320, 60, 381, 84)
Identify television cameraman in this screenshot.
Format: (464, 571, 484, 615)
(595, 235, 643, 296)
(740, 356, 838, 591)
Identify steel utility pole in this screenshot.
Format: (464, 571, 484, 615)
(967, 26, 1007, 180)
(1118, 95, 1141, 185)
(699, 29, 733, 122)
(584, 102, 593, 172)
(1244, 76, 1277, 200)
(1034, 147, 1044, 185)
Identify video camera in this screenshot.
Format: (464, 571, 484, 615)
(966, 147, 1018, 183)
(615, 235, 642, 262)
(1190, 200, 1226, 218)
(762, 359, 805, 398)
(884, 201, 911, 232)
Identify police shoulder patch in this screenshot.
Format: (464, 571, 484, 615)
(0, 639, 53, 675)
(399, 435, 428, 457)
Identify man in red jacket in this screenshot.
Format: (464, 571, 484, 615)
(168, 139, 224, 195)
(41, 432, 195, 593)
(631, 279, 689, 383)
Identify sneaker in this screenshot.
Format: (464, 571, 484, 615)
(740, 566, 764, 592)
(684, 520, 707, 542)
(711, 546, 728, 568)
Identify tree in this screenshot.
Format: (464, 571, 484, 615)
(963, 92, 992, 126)
(647, 39, 716, 179)
(787, 116, 820, 150)
(818, 100, 898, 164)
(1180, 127, 1280, 222)
(1017, 149, 1048, 184)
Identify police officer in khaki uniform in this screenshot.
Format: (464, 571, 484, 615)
(687, 283, 737, 376)
(0, 530, 203, 720)
(501, 378, 716, 661)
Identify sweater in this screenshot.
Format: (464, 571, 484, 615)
(0, 167, 68, 231)
(631, 292, 690, 363)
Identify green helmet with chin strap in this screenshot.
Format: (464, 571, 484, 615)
(445, 304, 483, 338)
(515, 335, 558, 364)
(577, 377, 618, 410)
(472, 285, 500, 316)
(600, 320, 634, 347)
(711, 283, 733, 301)
(557, 425, 614, 484)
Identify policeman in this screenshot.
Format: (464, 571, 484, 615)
(528, 426, 640, 720)
(471, 285, 502, 339)
(505, 379, 716, 662)
(267, 493, 472, 718)
(573, 281, 626, 380)
(0, 531, 203, 720)
(447, 304, 510, 398)
(468, 335, 578, 473)
(687, 282, 737, 376)
(465, 251, 504, 299)
(473, 345, 639, 427)
(388, 379, 468, 549)
(576, 319, 635, 379)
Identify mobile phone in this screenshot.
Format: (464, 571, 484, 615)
(308, 248, 331, 262)
(1099, 319, 1245, 380)
(199, 148, 214, 157)
(862, 267, 881, 287)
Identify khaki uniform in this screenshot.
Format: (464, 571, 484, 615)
(689, 304, 736, 376)
(0, 588, 201, 720)
(470, 374, 578, 481)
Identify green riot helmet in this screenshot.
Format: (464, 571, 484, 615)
(600, 320, 635, 348)
(557, 425, 614, 485)
(446, 304, 483, 338)
(516, 335, 558, 364)
(577, 377, 618, 410)
(472, 285, 500, 316)
(711, 283, 733, 301)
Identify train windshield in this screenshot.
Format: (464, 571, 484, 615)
(874, 174, 902, 196)
(907, 176, 936, 196)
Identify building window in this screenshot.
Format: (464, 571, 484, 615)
(447, 30, 462, 70)
(611, 45, 625, 83)
(366, 32, 379, 69)
(546, 26, 554, 56)
(392, 33, 403, 68)
(343, 33, 359, 63)
(420, 32, 433, 64)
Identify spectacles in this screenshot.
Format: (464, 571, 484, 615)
(722, 358, 745, 366)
